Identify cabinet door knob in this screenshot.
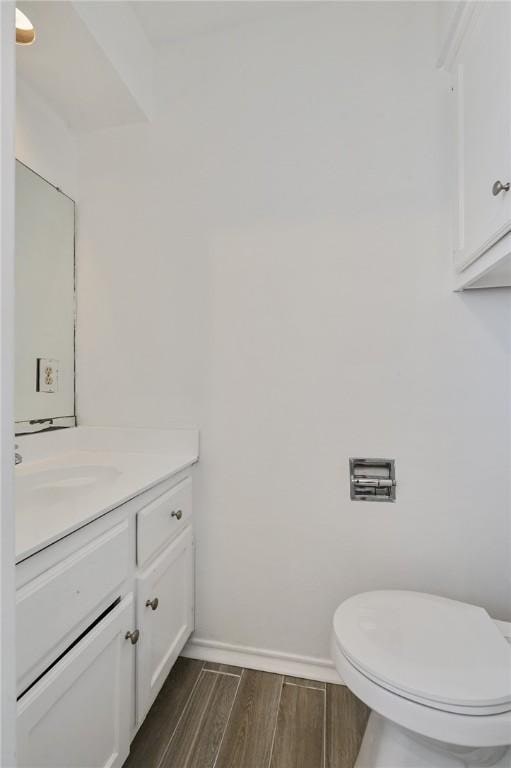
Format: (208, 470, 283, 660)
(125, 629, 140, 645)
(145, 597, 159, 611)
(171, 509, 183, 520)
(492, 180, 510, 196)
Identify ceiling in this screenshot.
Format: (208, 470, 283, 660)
(15, 1, 307, 133)
(16, 1, 153, 133)
(131, 1, 300, 44)
(17, 1, 146, 132)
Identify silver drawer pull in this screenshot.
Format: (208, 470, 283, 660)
(145, 597, 159, 611)
(492, 180, 510, 196)
(171, 509, 183, 520)
(125, 629, 140, 645)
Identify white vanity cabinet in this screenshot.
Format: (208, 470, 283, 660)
(443, 2, 511, 288)
(16, 470, 195, 768)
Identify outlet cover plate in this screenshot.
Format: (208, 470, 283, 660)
(37, 358, 59, 393)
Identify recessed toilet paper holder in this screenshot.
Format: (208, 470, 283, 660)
(350, 458, 396, 502)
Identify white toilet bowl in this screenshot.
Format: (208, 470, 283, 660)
(331, 591, 511, 768)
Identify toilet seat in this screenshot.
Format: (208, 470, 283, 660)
(341, 651, 511, 716)
(331, 636, 511, 748)
(333, 591, 511, 716)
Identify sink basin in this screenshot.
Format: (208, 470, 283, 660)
(16, 465, 121, 506)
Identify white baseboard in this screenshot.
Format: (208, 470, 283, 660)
(182, 636, 344, 685)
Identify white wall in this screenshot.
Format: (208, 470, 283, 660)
(436, 1, 461, 58)
(72, 0, 154, 122)
(16, 76, 77, 199)
(76, 2, 511, 663)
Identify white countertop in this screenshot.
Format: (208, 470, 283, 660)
(15, 427, 199, 563)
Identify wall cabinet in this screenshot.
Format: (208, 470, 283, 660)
(444, 2, 511, 288)
(16, 471, 194, 767)
(453, 2, 511, 270)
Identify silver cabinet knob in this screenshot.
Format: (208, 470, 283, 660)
(171, 509, 183, 520)
(145, 597, 159, 611)
(492, 180, 510, 196)
(125, 629, 140, 645)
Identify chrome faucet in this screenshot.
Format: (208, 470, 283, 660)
(15, 444, 22, 465)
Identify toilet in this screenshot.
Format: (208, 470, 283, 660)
(331, 591, 511, 768)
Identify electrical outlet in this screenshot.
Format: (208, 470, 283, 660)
(37, 358, 59, 393)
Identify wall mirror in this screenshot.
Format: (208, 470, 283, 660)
(15, 161, 76, 434)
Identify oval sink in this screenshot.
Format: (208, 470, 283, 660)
(16, 465, 121, 506)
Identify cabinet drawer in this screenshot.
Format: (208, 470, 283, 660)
(17, 519, 130, 693)
(137, 478, 192, 567)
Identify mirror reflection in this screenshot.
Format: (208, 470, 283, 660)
(15, 160, 75, 434)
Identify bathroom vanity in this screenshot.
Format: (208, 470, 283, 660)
(14, 427, 198, 768)
(12, 159, 198, 767)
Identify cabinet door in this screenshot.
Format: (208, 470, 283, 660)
(136, 526, 194, 722)
(17, 595, 135, 768)
(454, 2, 511, 270)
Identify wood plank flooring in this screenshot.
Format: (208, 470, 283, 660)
(124, 657, 369, 768)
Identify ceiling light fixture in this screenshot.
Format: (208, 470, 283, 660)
(16, 8, 35, 45)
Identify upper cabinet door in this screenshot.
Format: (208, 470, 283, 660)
(454, 2, 511, 271)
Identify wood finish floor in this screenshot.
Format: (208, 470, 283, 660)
(124, 657, 369, 768)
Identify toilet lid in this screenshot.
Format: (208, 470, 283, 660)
(333, 591, 511, 713)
